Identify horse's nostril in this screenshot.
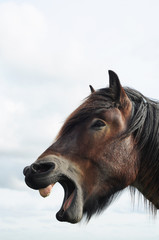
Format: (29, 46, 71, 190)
(31, 162, 55, 174)
(23, 162, 55, 177)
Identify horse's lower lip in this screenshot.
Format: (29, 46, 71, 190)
(56, 190, 76, 222)
(56, 188, 82, 223)
(56, 178, 81, 223)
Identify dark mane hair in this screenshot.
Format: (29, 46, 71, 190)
(124, 88, 159, 211)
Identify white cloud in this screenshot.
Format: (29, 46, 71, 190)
(0, 1, 86, 80)
(0, 2, 47, 66)
(0, 95, 25, 151)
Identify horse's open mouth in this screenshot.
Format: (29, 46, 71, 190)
(24, 161, 83, 223)
(56, 177, 77, 222)
(39, 176, 82, 223)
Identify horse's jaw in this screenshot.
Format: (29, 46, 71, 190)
(23, 155, 84, 223)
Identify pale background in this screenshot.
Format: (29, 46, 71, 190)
(0, 0, 159, 239)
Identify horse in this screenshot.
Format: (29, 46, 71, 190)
(23, 70, 159, 223)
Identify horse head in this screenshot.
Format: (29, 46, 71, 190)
(23, 70, 159, 223)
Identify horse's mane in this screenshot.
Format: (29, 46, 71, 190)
(124, 88, 159, 212)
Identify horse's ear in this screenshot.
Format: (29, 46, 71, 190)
(108, 70, 130, 107)
(89, 85, 95, 93)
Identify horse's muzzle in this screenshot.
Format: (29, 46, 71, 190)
(23, 155, 84, 223)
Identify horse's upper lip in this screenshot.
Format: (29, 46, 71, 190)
(24, 162, 57, 189)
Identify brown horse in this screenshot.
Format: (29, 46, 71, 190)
(23, 70, 159, 223)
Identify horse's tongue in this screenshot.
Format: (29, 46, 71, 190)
(39, 184, 54, 198)
(63, 191, 75, 211)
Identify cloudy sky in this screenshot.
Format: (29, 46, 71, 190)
(0, 0, 159, 239)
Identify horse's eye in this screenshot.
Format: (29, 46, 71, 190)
(91, 119, 106, 130)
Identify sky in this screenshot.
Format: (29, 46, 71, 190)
(0, 0, 159, 239)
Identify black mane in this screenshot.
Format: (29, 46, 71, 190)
(124, 88, 159, 209)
